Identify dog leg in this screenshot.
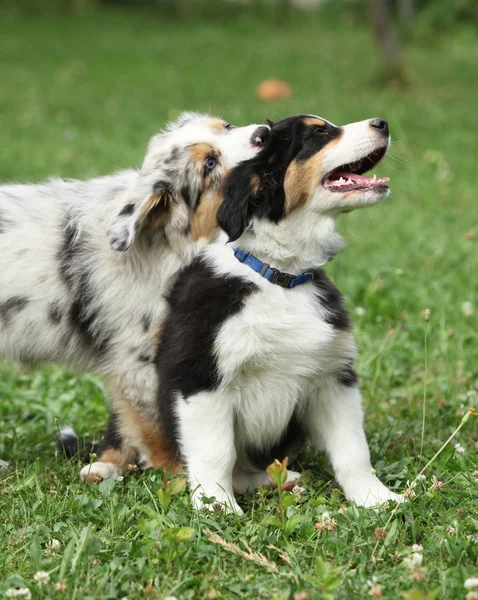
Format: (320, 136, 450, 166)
(309, 379, 402, 508)
(176, 390, 242, 514)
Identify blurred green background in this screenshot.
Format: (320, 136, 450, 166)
(0, 2, 477, 598)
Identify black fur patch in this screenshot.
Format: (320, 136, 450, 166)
(180, 184, 197, 208)
(0, 296, 29, 325)
(218, 115, 341, 241)
(155, 258, 258, 457)
(58, 213, 113, 354)
(118, 203, 135, 217)
(246, 408, 307, 471)
(336, 362, 358, 388)
(100, 412, 123, 451)
(312, 269, 350, 330)
(58, 427, 99, 461)
(164, 146, 181, 164)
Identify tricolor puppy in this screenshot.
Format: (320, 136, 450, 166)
(147, 114, 401, 513)
(0, 112, 269, 466)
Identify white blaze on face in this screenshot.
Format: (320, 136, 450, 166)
(313, 118, 391, 212)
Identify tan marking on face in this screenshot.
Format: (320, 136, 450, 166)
(250, 175, 261, 196)
(204, 118, 226, 132)
(189, 142, 215, 163)
(303, 117, 326, 127)
(109, 378, 183, 475)
(191, 189, 223, 242)
(283, 134, 342, 212)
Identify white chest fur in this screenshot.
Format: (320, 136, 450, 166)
(213, 272, 356, 457)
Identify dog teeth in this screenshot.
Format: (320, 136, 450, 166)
(338, 177, 345, 184)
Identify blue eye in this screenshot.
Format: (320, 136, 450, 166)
(205, 157, 217, 171)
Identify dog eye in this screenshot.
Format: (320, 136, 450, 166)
(205, 157, 217, 171)
(224, 123, 235, 131)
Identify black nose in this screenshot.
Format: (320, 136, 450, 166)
(251, 125, 270, 148)
(370, 118, 389, 137)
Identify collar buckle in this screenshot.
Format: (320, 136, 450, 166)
(269, 268, 293, 288)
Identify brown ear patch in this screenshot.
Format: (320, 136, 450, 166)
(303, 117, 326, 127)
(138, 189, 172, 231)
(191, 189, 223, 242)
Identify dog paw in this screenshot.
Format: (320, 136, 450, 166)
(192, 491, 244, 515)
(282, 469, 302, 490)
(347, 479, 403, 508)
(80, 461, 122, 484)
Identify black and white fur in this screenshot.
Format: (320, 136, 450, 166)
(0, 112, 268, 467)
(152, 115, 402, 513)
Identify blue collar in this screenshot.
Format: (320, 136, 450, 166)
(234, 249, 314, 289)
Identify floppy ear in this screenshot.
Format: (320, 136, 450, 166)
(217, 130, 288, 242)
(217, 162, 262, 242)
(107, 179, 188, 252)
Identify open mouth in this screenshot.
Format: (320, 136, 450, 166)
(323, 145, 390, 192)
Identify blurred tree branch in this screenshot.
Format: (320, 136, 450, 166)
(366, 0, 405, 86)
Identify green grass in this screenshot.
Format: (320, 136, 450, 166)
(0, 9, 477, 599)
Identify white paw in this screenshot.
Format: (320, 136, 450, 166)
(347, 478, 403, 508)
(285, 470, 302, 486)
(80, 461, 122, 484)
(191, 489, 244, 515)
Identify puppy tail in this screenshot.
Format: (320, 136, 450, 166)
(57, 425, 99, 461)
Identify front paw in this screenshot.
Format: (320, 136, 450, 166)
(191, 490, 244, 515)
(347, 478, 403, 508)
(80, 461, 122, 484)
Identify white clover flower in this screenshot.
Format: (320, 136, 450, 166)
(44, 538, 61, 556)
(455, 443, 466, 455)
(416, 474, 427, 482)
(430, 475, 445, 491)
(314, 511, 338, 532)
(367, 578, 384, 598)
(464, 577, 478, 590)
(448, 519, 459, 535)
(33, 571, 50, 587)
(403, 552, 423, 569)
(367, 580, 384, 598)
(404, 480, 417, 499)
(355, 306, 366, 316)
(292, 485, 306, 494)
(54, 581, 68, 592)
(5, 589, 32, 599)
(461, 302, 474, 317)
